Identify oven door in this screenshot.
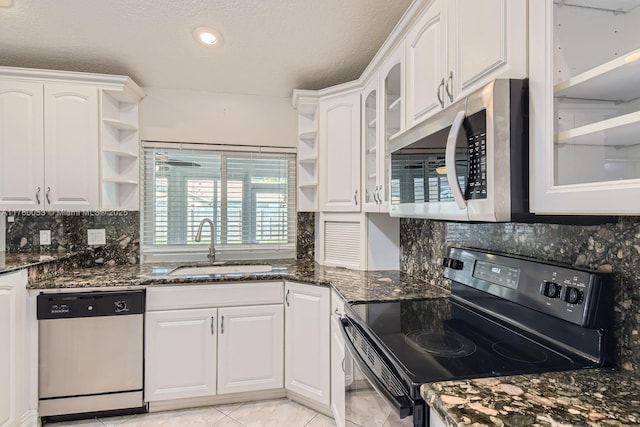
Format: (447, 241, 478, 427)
(339, 316, 425, 427)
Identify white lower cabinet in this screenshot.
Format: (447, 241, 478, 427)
(217, 305, 284, 394)
(330, 290, 347, 427)
(144, 282, 284, 404)
(330, 312, 346, 427)
(284, 282, 330, 407)
(144, 308, 218, 402)
(0, 270, 28, 427)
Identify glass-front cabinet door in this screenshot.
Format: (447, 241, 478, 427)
(530, 0, 640, 214)
(362, 76, 380, 212)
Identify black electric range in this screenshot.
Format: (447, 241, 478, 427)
(340, 247, 614, 426)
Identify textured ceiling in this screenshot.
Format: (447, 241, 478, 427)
(0, 0, 413, 97)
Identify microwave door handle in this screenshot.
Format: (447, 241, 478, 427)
(445, 110, 468, 210)
(338, 317, 414, 419)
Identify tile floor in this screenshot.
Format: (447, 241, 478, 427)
(46, 399, 337, 427)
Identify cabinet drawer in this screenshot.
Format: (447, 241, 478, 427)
(146, 282, 283, 311)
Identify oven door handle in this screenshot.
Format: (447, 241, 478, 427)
(338, 317, 414, 419)
(445, 110, 468, 210)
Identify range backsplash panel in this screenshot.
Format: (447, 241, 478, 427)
(4, 211, 140, 265)
(400, 217, 640, 373)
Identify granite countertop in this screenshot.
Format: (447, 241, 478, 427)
(27, 259, 450, 303)
(0, 250, 87, 274)
(422, 369, 640, 427)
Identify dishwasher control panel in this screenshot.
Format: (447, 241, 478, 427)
(37, 290, 145, 319)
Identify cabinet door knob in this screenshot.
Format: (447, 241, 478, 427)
(437, 78, 445, 108)
(46, 187, 51, 205)
(35, 187, 41, 205)
(445, 71, 454, 103)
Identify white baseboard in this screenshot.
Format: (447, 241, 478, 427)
(285, 391, 332, 418)
(147, 389, 287, 412)
(19, 410, 39, 427)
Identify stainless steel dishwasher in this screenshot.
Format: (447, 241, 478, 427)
(37, 290, 146, 420)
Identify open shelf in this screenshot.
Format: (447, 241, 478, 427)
(387, 97, 401, 111)
(555, 110, 640, 145)
(103, 148, 138, 158)
(298, 157, 317, 164)
(100, 88, 142, 210)
(553, 0, 640, 12)
(554, 48, 640, 102)
(298, 182, 318, 189)
(102, 118, 138, 131)
(299, 130, 318, 140)
(102, 177, 138, 185)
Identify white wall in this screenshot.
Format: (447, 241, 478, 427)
(139, 87, 297, 148)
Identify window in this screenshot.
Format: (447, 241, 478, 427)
(142, 143, 296, 262)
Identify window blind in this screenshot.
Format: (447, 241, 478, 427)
(142, 143, 296, 261)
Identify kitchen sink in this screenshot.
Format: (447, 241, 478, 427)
(168, 264, 273, 276)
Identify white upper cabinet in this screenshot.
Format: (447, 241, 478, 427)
(44, 83, 100, 210)
(362, 44, 406, 213)
(530, 0, 640, 214)
(451, 0, 526, 98)
(0, 81, 44, 210)
(319, 91, 361, 212)
(293, 93, 320, 212)
(406, 0, 448, 126)
(406, 0, 527, 126)
(361, 75, 382, 212)
(0, 67, 143, 211)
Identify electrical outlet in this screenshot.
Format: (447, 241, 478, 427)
(87, 229, 106, 246)
(40, 230, 51, 245)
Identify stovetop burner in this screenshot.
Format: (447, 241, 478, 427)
(492, 341, 549, 364)
(404, 329, 476, 358)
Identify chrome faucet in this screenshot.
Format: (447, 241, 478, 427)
(194, 218, 216, 264)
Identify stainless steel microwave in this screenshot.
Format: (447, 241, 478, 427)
(388, 79, 528, 222)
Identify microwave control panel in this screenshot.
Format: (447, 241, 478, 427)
(465, 130, 487, 200)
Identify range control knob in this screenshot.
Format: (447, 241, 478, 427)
(442, 258, 464, 270)
(564, 287, 584, 305)
(541, 281, 562, 299)
(449, 259, 464, 270)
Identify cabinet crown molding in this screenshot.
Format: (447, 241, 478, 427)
(0, 66, 144, 102)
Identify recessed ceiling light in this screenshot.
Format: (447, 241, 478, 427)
(193, 27, 223, 47)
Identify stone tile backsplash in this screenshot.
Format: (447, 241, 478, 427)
(399, 217, 640, 372)
(3, 211, 140, 265)
(296, 212, 314, 261)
